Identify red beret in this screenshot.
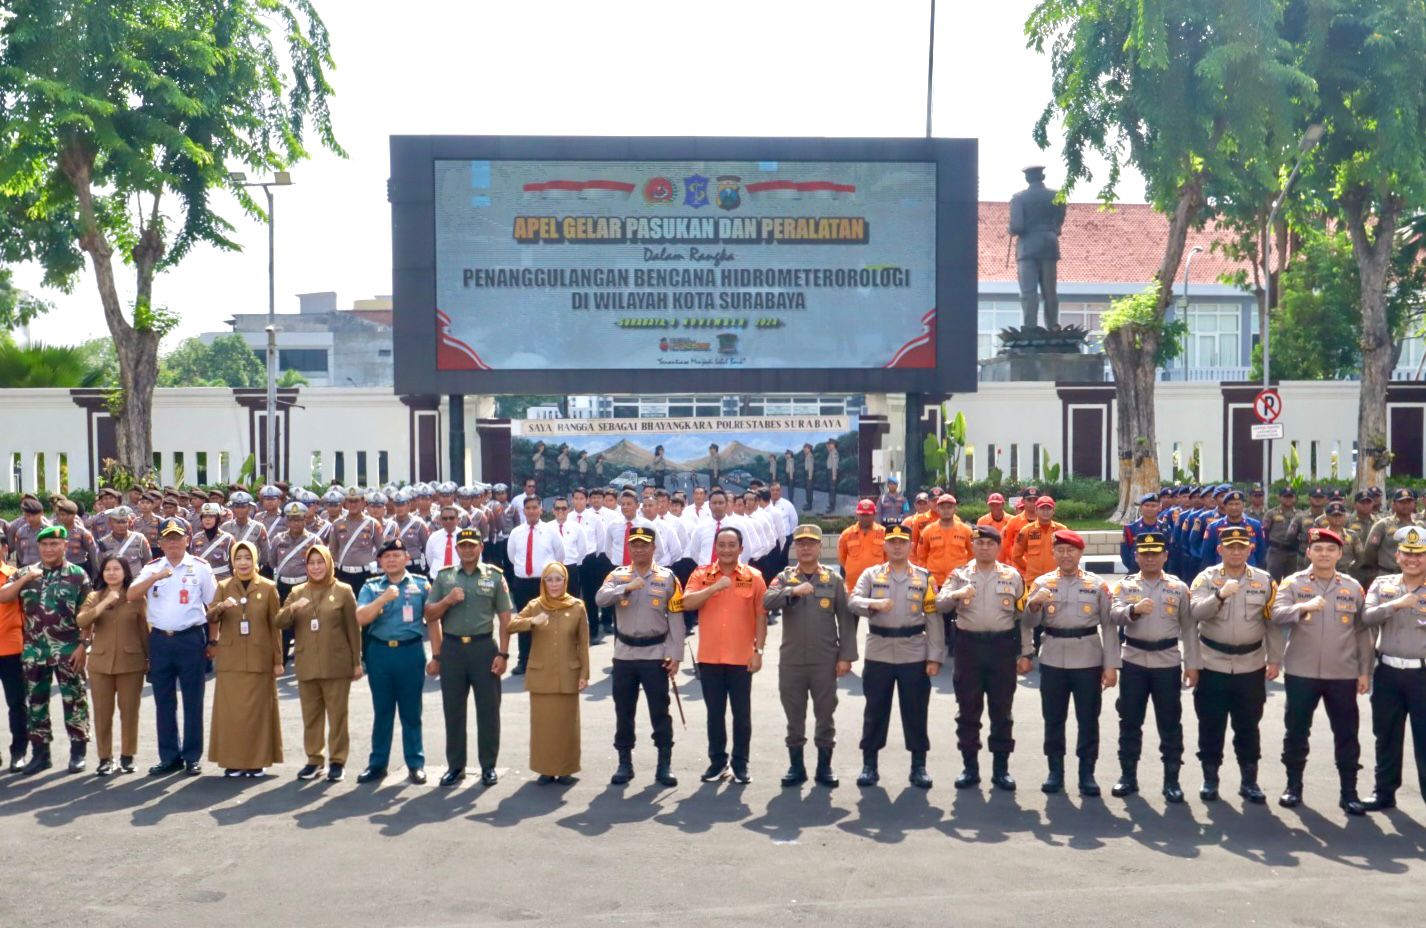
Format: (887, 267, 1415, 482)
(1052, 530, 1084, 550)
(1307, 527, 1343, 547)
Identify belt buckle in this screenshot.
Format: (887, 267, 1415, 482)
(387, 639, 399, 648)
(459, 636, 472, 644)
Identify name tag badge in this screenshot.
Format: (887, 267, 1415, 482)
(178, 588, 189, 605)
(310, 618, 320, 633)
(478, 578, 495, 592)
(239, 620, 250, 636)
(820, 597, 832, 609)
(402, 604, 415, 624)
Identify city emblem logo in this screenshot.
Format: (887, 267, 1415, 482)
(683, 174, 709, 208)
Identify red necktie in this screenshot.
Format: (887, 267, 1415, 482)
(444, 532, 453, 568)
(710, 520, 720, 562)
(525, 526, 535, 576)
(622, 523, 631, 566)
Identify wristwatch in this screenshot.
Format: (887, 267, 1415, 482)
(753, 646, 764, 655)
(430, 653, 441, 662)
(497, 651, 510, 659)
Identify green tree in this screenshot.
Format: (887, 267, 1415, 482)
(1027, 0, 1312, 519)
(159, 333, 265, 387)
(0, 0, 341, 474)
(277, 368, 309, 388)
(0, 334, 104, 387)
(75, 338, 121, 388)
(1291, 0, 1426, 488)
(0, 269, 51, 329)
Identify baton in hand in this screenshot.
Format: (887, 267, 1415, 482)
(670, 675, 687, 730)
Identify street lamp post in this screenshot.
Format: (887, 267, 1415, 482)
(1261, 125, 1323, 489)
(229, 171, 293, 484)
(1181, 245, 1203, 380)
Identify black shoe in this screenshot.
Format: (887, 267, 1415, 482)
(1200, 765, 1220, 801)
(1111, 766, 1138, 798)
(611, 749, 634, 785)
(730, 764, 752, 785)
(781, 747, 807, 788)
(481, 767, 498, 787)
(655, 747, 677, 787)
(297, 764, 322, 781)
(148, 757, 184, 776)
(814, 747, 838, 788)
(1162, 764, 1184, 803)
(1041, 756, 1064, 794)
(184, 762, 202, 776)
(67, 742, 87, 774)
(555, 775, 577, 785)
(356, 766, 387, 784)
(856, 751, 879, 788)
(701, 761, 728, 783)
(242, 769, 266, 779)
(326, 763, 345, 782)
(119, 756, 135, 774)
(20, 748, 52, 777)
(1078, 758, 1101, 798)
(1361, 792, 1396, 812)
(909, 751, 932, 789)
(537, 774, 556, 785)
(1278, 783, 1303, 808)
(954, 763, 980, 790)
(1238, 763, 1265, 804)
(8, 750, 25, 773)
(96, 758, 116, 777)
(408, 767, 427, 785)
(990, 753, 1016, 792)
(225, 768, 243, 779)
(511, 663, 527, 676)
(1340, 791, 1366, 816)
(439, 768, 465, 787)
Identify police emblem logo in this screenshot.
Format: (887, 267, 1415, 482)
(819, 597, 831, 609)
(716, 175, 741, 210)
(1410, 529, 1421, 545)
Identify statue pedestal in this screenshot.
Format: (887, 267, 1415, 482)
(979, 352, 1106, 383)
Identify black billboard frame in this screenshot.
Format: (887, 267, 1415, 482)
(390, 134, 978, 396)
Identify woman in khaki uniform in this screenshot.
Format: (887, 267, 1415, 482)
(77, 557, 149, 775)
(206, 541, 283, 777)
(509, 562, 590, 783)
(275, 545, 361, 782)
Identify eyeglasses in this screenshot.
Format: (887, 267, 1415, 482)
(553, 506, 568, 511)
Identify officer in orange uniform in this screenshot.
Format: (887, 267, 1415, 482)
(838, 500, 887, 592)
(915, 495, 975, 586)
(999, 486, 1040, 563)
(1012, 496, 1068, 583)
(978, 493, 1012, 536)
(902, 493, 935, 550)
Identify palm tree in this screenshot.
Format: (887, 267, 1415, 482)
(0, 340, 105, 388)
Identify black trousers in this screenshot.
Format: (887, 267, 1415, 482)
(276, 579, 299, 665)
(0, 653, 26, 755)
(672, 558, 698, 630)
(1117, 662, 1183, 767)
(1040, 664, 1101, 760)
(1193, 667, 1266, 767)
(1371, 662, 1426, 795)
(612, 659, 674, 750)
(149, 626, 207, 765)
(952, 630, 1018, 754)
(593, 554, 615, 630)
(1282, 674, 1360, 778)
(487, 538, 510, 574)
(577, 555, 601, 638)
(440, 636, 501, 771)
(509, 576, 541, 664)
(698, 663, 752, 767)
(860, 659, 931, 753)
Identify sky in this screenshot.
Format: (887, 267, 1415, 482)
(12, 0, 1142, 349)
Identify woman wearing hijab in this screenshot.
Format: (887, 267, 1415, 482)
(76, 557, 148, 775)
(275, 545, 362, 782)
(189, 503, 235, 579)
(508, 562, 590, 784)
(206, 540, 283, 777)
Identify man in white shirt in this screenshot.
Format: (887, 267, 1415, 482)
(129, 518, 217, 776)
(508, 477, 539, 514)
(640, 496, 680, 568)
(771, 481, 799, 543)
(687, 490, 752, 568)
(506, 496, 565, 675)
(603, 490, 674, 571)
(424, 505, 466, 575)
(551, 495, 601, 644)
(685, 485, 712, 525)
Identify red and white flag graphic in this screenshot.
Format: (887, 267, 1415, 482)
(522, 179, 636, 201)
(745, 180, 857, 201)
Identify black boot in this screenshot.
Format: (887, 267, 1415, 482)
(67, 741, 87, 774)
(1162, 763, 1184, 803)
(655, 746, 677, 787)
(814, 747, 838, 787)
(908, 751, 932, 789)
(1199, 764, 1220, 801)
(1278, 770, 1304, 808)
(1078, 758, 1101, 797)
(781, 746, 807, 788)
(19, 744, 52, 777)
(1111, 762, 1138, 798)
(856, 750, 879, 787)
(610, 749, 634, 785)
(1041, 755, 1064, 794)
(1361, 790, 1396, 812)
(991, 753, 1016, 792)
(955, 751, 980, 789)
(1238, 763, 1265, 804)
(1339, 769, 1365, 816)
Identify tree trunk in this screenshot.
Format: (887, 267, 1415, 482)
(1343, 192, 1400, 492)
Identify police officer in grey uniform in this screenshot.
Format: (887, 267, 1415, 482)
(387, 490, 431, 576)
(1187, 524, 1282, 803)
(220, 492, 270, 568)
(9, 495, 50, 568)
(1359, 525, 1426, 811)
(269, 502, 322, 598)
(848, 523, 943, 789)
(1361, 489, 1420, 587)
(595, 525, 684, 787)
(97, 507, 152, 578)
(329, 487, 381, 596)
(936, 524, 1029, 792)
(1271, 526, 1372, 814)
(1022, 529, 1117, 796)
(763, 524, 856, 788)
(1109, 531, 1196, 802)
(1264, 488, 1300, 581)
